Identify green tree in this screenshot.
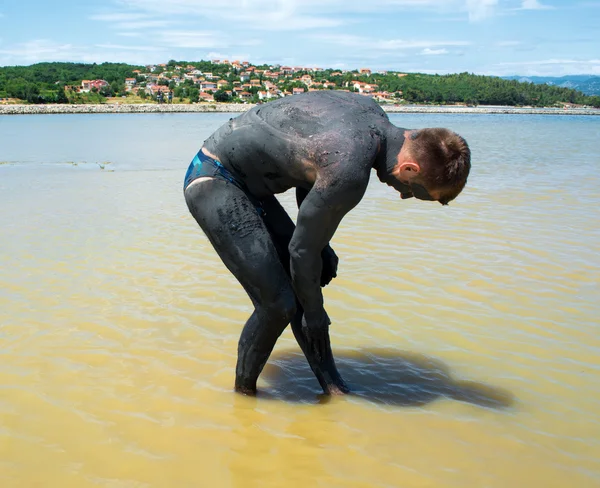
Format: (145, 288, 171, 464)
(189, 87, 200, 103)
(214, 90, 231, 102)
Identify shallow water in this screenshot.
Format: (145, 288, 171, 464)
(1, 112, 599, 488)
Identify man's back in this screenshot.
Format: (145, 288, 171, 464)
(203, 91, 391, 198)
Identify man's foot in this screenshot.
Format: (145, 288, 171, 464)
(235, 384, 257, 396)
(326, 381, 350, 396)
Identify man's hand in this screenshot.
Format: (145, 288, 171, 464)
(320, 245, 339, 287)
(302, 309, 331, 363)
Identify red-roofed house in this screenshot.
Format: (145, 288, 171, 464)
(300, 75, 312, 86)
(199, 92, 215, 102)
(81, 79, 109, 93)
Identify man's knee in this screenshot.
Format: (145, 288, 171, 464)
(263, 287, 297, 325)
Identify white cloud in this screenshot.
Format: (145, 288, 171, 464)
(0, 40, 79, 63)
(491, 58, 600, 75)
(421, 48, 449, 55)
(90, 12, 150, 21)
(94, 43, 160, 51)
(205, 51, 253, 61)
(114, 20, 174, 29)
(466, 0, 498, 21)
(114, 0, 502, 24)
(520, 0, 554, 9)
(312, 34, 470, 51)
(0, 38, 165, 66)
(496, 40, 521, 46)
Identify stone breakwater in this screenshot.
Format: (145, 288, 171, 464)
(0, 103, 249, 115)
(0, 103, 598, 116)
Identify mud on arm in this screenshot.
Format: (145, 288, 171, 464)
(288, 171, 368, 359)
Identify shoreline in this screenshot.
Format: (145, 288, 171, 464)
(0, 102, 598, 116)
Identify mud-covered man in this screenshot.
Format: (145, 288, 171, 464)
(183, 91, 471, 395)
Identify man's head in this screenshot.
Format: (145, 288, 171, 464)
(391, 128, 471, 205)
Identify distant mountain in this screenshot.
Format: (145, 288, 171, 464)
(502, 75, 600, 96)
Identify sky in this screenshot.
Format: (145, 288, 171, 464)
(0, 0, 598, 76)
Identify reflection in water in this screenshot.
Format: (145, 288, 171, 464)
(262, 348, 515, 409)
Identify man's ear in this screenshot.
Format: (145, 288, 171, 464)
(393, 161, 421, 180)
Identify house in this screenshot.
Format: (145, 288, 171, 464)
(204, 72, 214, 80)
(351, 81, 378, 93)
(217, 80, 229, 89)
(200, 81, 217, 91)
(199, 92, 215, 102)
(359, 68, 371, 75)
(211, 59, 221, 64)
(146, 84, 168, 96)
(239, 73, 250, 82)
(125, 78, 137, 91)
(292, 87, 305, 95)
(300, 75, 312, 86)
(250, 80, 262, 86)
(239, 91, 252, 101)
(281, 66, 293, 75)
(80, 79, 109, 93)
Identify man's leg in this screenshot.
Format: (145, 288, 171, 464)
(261, 196, 349, 394)
(184, 179, 296, 394)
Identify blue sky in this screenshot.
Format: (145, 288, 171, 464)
(0, 0, 598, 76)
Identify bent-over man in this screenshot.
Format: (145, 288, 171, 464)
(183, 91, 471, 395)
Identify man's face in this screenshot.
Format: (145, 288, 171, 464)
(389, 176, 438, 202)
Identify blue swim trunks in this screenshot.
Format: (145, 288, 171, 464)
(183, 150, 264, 216)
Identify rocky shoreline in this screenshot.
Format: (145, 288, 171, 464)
(0, 102, 598, 116)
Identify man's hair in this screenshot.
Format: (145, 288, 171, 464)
(408, 128, 471, 205)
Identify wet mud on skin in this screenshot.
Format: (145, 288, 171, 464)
(202, 91, 404, 200)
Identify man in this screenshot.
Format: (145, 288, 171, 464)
(183, 91, 471, 396)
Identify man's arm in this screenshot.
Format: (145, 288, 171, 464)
(288, 171, 369, 359)
(296, 186, 338, 287)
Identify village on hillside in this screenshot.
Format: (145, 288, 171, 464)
(71, 59, 404, 104)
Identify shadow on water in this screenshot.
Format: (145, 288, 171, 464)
(260, 348, 515, 409)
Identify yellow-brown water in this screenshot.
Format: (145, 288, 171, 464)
(1, 113, 599, 487)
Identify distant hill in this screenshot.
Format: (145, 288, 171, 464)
(502, 75, 600, 96)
